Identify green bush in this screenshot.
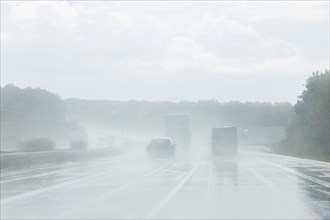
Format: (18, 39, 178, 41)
(71, 140, 88, 150)
(16, 138, 56, 152)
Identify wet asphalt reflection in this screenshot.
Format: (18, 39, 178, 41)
(1, 151, 329, 219)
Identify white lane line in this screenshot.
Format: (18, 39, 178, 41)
(1, 156, 130, 184)
(61, 162, 173, 218)
(264, 160, 330, 188)
(1, 164, 71, 178)
(204, 163, 214, 204)
(0, 157, 113, 179)
(1, 169, 84, 184)
(144, 162, 200, 219)
(1, 160, 113, 184)
(238, 162, 319, 219)
(238, 162, 282, 193)
(254, 151, 330, 167)
(0, 168, 124, 205)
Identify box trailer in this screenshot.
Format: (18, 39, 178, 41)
(211, 126, 237, 156)
(164, 115, 191, 150)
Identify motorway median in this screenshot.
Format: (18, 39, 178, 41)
(0, 148, 120, 170)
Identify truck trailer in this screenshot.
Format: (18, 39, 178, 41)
(211, 126, 237, 156)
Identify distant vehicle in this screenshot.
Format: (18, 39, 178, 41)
(146, 137, 176, 158)
(211, 126, 237, 156)
(164, 115, 191, 150)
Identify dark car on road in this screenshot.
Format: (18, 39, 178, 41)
(146, 137, 176, 158)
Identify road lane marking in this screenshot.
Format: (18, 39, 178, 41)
(204, 164, 214, 204)
(0, 169, 124, 205)
(238, 162, 283, 193)
(1, 169, 87, 184)
(1, 155, 151, 185)
(264, 160, 330, 188)
(249, 151, 330, 167)
(144, 161, 200, 219)
(60, 162, 174, 218)
(0, 157, 114, 179)
(1, 159, 170, 204)
(238, 162, 319, 219)
(0, 158, 118, 184)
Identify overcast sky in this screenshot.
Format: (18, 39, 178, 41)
(1, 1, 329, 103)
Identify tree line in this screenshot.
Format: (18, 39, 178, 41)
(1, 84, 86, 151)
(2, 69, 328, 161)
(64, 98, 294, 135)
(1, 84, 294, 151)
(274, 70, 329, 161)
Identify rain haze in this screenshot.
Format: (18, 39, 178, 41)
(0, 1, 329, 220)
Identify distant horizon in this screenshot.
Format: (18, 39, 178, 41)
(1, 82, 296, 105)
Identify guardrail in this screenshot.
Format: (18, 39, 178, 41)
(0, 148, 118, 170)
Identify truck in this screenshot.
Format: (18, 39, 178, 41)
(211, 126, 237, 156)
(164, 115, 191, 150)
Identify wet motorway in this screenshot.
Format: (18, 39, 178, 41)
(1, 151, 329, 219)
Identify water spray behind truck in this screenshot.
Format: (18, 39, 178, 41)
(164, 115, 191, 151)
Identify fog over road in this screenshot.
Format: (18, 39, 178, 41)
(1, 151, 329, 219)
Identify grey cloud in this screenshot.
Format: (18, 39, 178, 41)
(1, 1, 329, 103)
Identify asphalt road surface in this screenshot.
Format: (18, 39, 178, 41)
(1, 151, 329, 219)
